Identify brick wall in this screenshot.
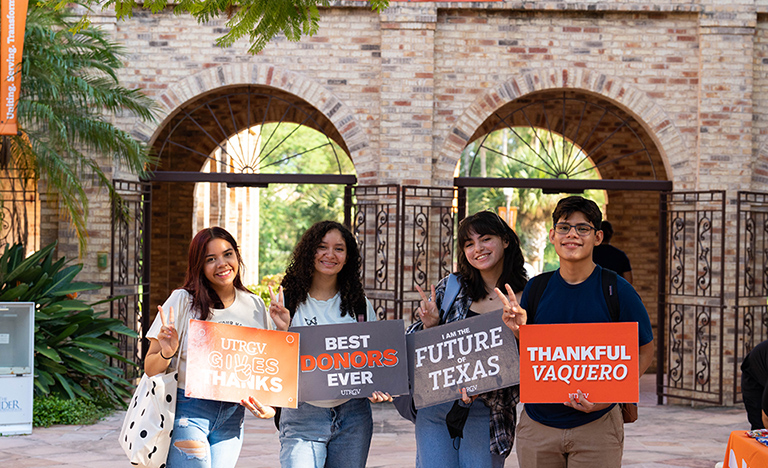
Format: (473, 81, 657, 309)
(43, 0, 768, 405)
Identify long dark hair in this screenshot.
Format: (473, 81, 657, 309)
(182, 227, 248, 321)
(456, 211, 528, 301)
(280, 221, 366, 319)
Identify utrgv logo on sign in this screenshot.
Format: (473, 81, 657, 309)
(0, 397, 21, 411)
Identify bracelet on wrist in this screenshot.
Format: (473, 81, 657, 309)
(160, 350, 173, 360)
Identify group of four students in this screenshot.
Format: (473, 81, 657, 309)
(144, 195, 654, 468)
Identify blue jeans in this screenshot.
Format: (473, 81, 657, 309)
(279, 399, 373, 468)
(166, 388, 245, 468)
(415, 400, 505, 468)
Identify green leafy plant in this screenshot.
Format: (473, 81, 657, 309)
(0, 242, 137, 407)
(33, 394, 112, 427)
(8, 4, 157, 251)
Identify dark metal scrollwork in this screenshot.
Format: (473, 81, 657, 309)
(439, 209, 453, 278)
(695, 309, 711, 387)
(762, 217, 768, 296)
(744, 215, 755, 296)
(375, 208, 389, 289)
(413, 210, 428, 289)
(354, 208, 366, 277)
(670, 216, 685, 293)
(668, 305, 684, 386)
(696, 214, 712, 295)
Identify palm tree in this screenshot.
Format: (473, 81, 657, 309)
(4, 4, 156, 250)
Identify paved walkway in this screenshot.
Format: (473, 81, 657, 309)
(0, 375, 748, 467)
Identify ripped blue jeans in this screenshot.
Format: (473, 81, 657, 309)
(166, 388, 245, 468)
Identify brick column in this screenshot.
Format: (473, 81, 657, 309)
(378, 5, 436, 185)
(697, 2, 755, 405)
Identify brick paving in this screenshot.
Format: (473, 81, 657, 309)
(0, 375, 747, 467)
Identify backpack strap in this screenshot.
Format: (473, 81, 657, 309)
(439, 273, 461, 322)
(526, 268, 620, 323)
(600, 268, 621, 323)
(526, 271, 555, 325)
(355, 300, 368, 322)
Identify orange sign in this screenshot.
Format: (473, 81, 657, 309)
(185, 320, 300, 408)
(519, 322, 639, 404)
(0, 0, 28, 135)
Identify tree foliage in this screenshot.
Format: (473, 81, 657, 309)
(11, 4, 156, 250)
(257, 123, 352, 277)
(459, 128, 606, 272)
(45, 0, 389, 55)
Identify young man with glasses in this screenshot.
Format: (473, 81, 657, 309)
(514, 195, 654, 468)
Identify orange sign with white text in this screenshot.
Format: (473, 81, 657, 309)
(519, 322, 639, 404)
(185, 320, 300, 408)
(1, 0, 28, 135)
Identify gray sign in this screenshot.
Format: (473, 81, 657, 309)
(291, 320, 409, 402)
(406, 310, 520, 409)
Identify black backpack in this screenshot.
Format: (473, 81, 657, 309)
(525, 268, 621, 324)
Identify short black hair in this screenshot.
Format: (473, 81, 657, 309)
(600, 220, 614, 243)
(551, 196, 602, 229)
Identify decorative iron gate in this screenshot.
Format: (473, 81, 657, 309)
(734, 192, 768, 403)
(658, 191, 726, 404)
(346, 185, 460, 322)
(110, 179, 151, 380)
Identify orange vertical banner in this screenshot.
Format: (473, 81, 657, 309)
(0, 0, 28, 135)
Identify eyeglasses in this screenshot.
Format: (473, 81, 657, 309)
(553, 223, 597, 236)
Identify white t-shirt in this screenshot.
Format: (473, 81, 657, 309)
(293, 292, 375, 407)
(147, 288, 272, 389)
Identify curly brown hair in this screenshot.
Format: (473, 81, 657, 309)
(280, 221, 367, 319)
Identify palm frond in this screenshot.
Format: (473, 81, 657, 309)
(11, 4, 158, 251)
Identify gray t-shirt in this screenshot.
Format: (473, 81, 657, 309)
(293, 292, 375, 407)
(147, 288, 272, 388)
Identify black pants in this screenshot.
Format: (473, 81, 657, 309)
(742, 370, 765, 430)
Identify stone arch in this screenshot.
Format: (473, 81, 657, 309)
(130, 62, 373, 175)
(434, 68, 687, 185)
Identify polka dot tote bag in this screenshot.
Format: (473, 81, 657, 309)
(119, 369, 178, 467)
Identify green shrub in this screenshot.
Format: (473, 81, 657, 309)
(33, 394, 112, 427)
(0, 242, 137, 408)
(248, 273, 284, 306)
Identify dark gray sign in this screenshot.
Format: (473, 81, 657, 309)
(291, 320, 409, 402)
(406, 310, 520, 409)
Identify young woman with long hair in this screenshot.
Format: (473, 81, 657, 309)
(269, 220, 391, 468)
(408, 211, 528, 468)
(144, 227, 275, 468)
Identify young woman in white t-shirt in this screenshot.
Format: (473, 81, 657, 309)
(268, 220, 392, 468)
(144, 227, 275, 468)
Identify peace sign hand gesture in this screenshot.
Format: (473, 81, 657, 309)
(494, 284, 527, 335)
(157, 305, 179, 358)
(415, 284, 440, 329)
(269, 286, 291, 331)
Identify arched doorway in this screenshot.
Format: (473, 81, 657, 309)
(450, 88, 726, 405)
(122, 85, 362, 365)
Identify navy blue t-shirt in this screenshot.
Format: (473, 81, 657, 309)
(520, 265, 654, 429)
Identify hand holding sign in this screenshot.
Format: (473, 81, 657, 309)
(495, 285, 527, 333)
(269, 286, 291, 331)
(157, 305, 179, 358)
(564, 389, 612, 413)
(241, 396, 276, 419)
(368, 391, 393, 403)
(415, 284, 440, 329)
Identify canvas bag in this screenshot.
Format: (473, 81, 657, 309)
(119, 369, 178, 467)
(120, 303, 190, 466)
